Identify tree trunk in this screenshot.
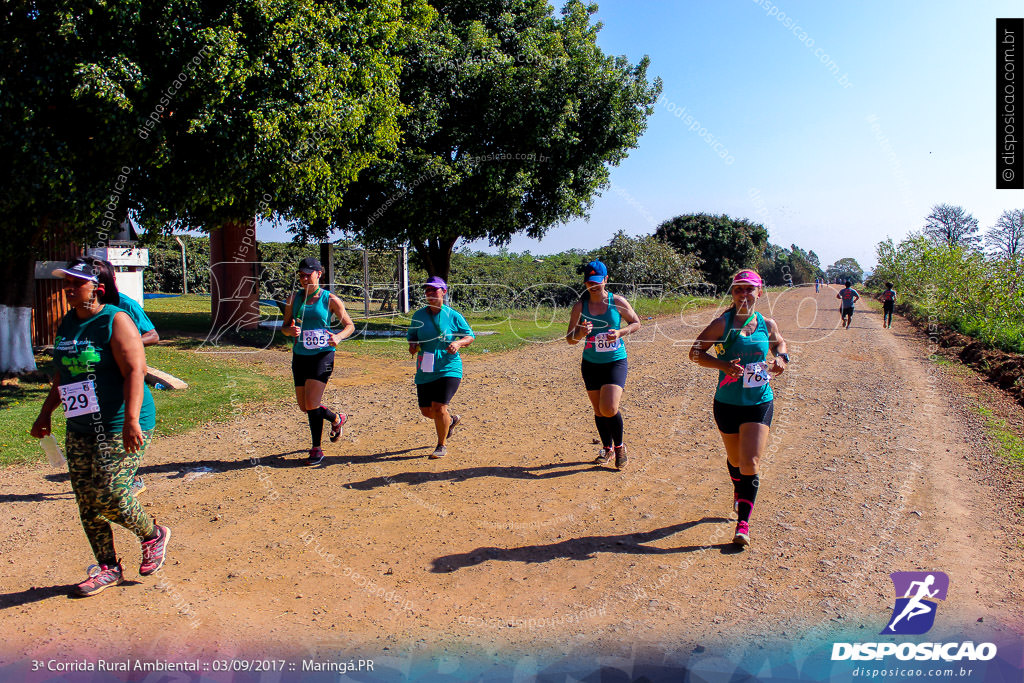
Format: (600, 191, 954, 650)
(0, 223, 65, 373)
(413, 236, 458, 282)
(207, 218, 261, 345)
(0, 252, 37, 373)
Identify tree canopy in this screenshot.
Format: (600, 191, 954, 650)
(825, 257, 864, 284)
(923, 203, 980, 249)
(653, 213, 768, 292)
(759, 243, 823, 286)
(986, 209, 1024, 257)
(0, 0, 424, 307)
(310, 0, 662, 280)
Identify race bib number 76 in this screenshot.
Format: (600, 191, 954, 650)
(742, 362, 771, 389)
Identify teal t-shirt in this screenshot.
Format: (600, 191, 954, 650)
(116, 293, 155, 334)
(713, 311, 774, 407)
(53, 306, 157, 434)
(291, 289, 335, 356)
(581, 292, 627, 364)
(407, 305, 474, 384)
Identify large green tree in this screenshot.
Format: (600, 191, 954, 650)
(654, 213, 769, 292)
(825, 257, 864, 284)
(0, 0, 422, 368)
(924, 203, 980, 249)
(310, 0, 662, 280)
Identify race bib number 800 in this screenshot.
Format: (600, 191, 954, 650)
(60, 380, 100, 418)
(742, 362, 771, 389)
(594, 332, 621, 353)
(302, 329, 331, 350)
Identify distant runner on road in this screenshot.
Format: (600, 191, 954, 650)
(836, 281, 860, 329)
(565, 260, 641, 470)
(689, 269, 788, 547)
(814, 277, 821, 293)
(878, 282, 897, 329)
(282, 257, 355, 465)
(407, 276, 474, 459)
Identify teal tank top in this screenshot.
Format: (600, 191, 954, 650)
(581, 292, 627, 363)
(713, 311, 774, 406)
(292, 289, 334, 356)
(53, 306, 156, 434)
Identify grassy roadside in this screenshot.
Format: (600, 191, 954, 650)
(0, 346, 279, 466)
(974, 404, 1024, 465)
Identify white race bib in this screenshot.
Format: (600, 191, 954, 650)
(593, 332, 621, 353)
(302, 329, 331, 350)
(419, 352, 435, 373)
(60, 380, 100, 418)
(742, 361, 771, 388)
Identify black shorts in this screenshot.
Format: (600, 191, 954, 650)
(581, 358, 628, 391)
(841, 307, 854, 318)
(883, 301, 894, 314)
(713, 400, 774, 434)
(292, 350, 335, 386)
(417, 377, 461, 408)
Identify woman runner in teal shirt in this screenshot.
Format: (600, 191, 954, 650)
(282, 257, 355, 464)
(565, 261, 641, 470)
(407, 276, 474, 459)
(31, 257, 169, 596)
(689, 270, 788, 547)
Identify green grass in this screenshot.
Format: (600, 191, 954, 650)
(0, 346, 280, 466)
(974, 404, 1024, 465)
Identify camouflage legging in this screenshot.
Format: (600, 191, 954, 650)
(66, 430, 156, 566)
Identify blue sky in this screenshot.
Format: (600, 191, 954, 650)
(258, 1, 1022, 271)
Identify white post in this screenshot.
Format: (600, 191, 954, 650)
(399, 245, 410, 313)
(362, 249, 370, 318)
(175, 235, 188, 295)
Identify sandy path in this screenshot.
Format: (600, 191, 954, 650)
(1, 286, 1021, 666)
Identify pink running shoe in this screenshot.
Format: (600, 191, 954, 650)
(140, 524, 171, 576)
(733, 520, 750, 547)
(329, 413, 347, 443)
(73, 562, 124, 597)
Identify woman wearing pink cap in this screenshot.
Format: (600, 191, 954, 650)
(688, 269, 789, 547)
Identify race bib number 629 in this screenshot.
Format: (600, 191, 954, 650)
(59, 380, 100, 418)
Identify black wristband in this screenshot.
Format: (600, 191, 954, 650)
(777, 352, 790, 363)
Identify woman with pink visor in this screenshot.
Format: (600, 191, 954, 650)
(688, 270, 789, 547)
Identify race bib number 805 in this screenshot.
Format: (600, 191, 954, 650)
(59, 380, 100, 418)
(302, 329, 331, 350)
(742, 362, 771, 388)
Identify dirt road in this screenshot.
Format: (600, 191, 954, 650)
(1, 286, 1022, 668)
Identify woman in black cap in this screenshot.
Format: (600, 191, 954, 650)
(31, 256, 169, 596)
(281, 257, 355, 463)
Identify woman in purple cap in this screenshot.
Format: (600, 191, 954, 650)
(407, 276, 475, 459)
(282, 256, 355, 464)
(688, 269, 788, 547)
(565, 260, 642, 470)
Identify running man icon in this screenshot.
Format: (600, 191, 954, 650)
(883, 571, 950, 635)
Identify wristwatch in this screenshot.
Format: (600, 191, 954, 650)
(777, 352, 790, 363)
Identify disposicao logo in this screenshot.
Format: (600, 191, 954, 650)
(883, 571, 948, 635)
(831, 571, 997, 662)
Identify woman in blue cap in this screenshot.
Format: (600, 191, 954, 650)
(407, 276, 474, 459)
(282, 256, 355, 464)
(565, 260, 642, 469)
